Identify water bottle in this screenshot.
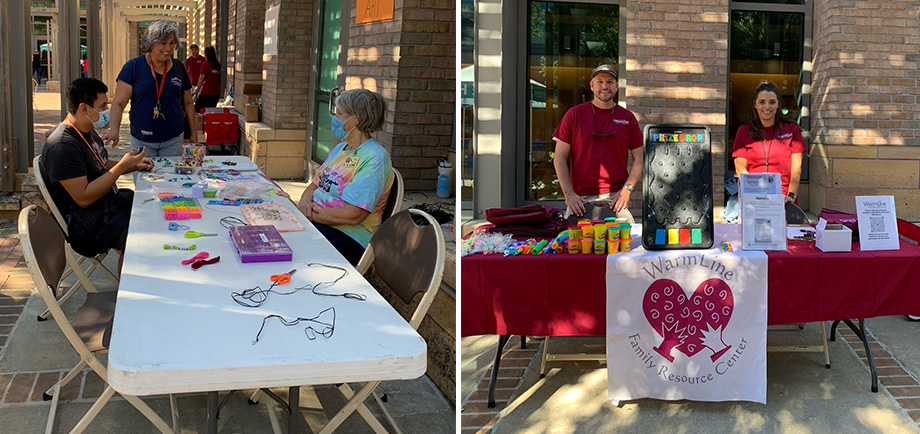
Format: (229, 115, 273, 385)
(437, 159, 452, 199)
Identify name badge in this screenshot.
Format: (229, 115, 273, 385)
(343, 156, 360, 169)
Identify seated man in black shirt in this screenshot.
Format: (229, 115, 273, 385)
(40, 78, 152, 271)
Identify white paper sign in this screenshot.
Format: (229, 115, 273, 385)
(605, 227, 767, 404)
(855, 195, 899, 251)
(741, 193, 787, 251)
(263, 5, 280, 57)
(739, 173, 781, 196)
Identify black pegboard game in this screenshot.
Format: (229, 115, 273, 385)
(642, 125, 713, 250)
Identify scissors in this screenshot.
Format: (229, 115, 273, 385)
(269, 269, 297, 289)
(184, 230, 218, 238)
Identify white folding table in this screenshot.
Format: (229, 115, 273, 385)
(108, 171, 427, 433)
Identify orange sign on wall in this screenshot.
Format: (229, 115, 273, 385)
(356, 0, 394, 24)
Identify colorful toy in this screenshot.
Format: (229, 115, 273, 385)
(160, 195, 203, 220)
(181, 252, 210, 265)
(164, 244, 197, 250)
(208, 199, 266, 206)
(175, 165, 195, 175)
(459, 230, 514, 257)
(530, 239, 549, 255)
(182, 143, 206, 167)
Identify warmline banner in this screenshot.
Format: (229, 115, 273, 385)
(606, 238, 768, 403)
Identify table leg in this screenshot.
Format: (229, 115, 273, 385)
(488, 335, 511, 408)
(288, 386, 300, 434)
(831, 319, 878, 393)
(520, 335, 526, 349)
(207, 391, 219, 434)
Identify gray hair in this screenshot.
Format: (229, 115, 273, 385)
(335, 89, 387, 133)
(142, 20, 179, 53)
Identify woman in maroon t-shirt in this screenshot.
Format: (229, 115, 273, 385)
(194, 46, 222, 112)
(732, 81, 806, 202)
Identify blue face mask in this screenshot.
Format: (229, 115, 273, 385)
(87, 107, 110, 129)
(331, 115, 354, 141)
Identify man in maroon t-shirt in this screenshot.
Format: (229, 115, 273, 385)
(552, 64, 643, 218)
(185, 44, 206, 90)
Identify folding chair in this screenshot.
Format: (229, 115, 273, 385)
(32, 155, 120, 321)
(381, 168, 404, 223)
(19, 206, 178, 434)
(33, 78, 39, 110)
(257, 209, 445, 434)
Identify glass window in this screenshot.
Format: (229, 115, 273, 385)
(728, 10, 806, 177)
(461, 0, 474, 205)
(526, 1, 619, 201)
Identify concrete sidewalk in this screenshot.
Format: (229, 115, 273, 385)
(0, 89, 456, 433)
(461, 320, 920, 434)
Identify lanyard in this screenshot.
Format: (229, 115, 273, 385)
(146, 53, 170, 104)
(65, 119, 108, 170)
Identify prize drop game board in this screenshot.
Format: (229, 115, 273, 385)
(642, 124, 714, 250)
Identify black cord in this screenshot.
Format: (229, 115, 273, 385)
(220, 216, 248, 228)
(251, 307, 336, 344)
(231, 263, 359, 308)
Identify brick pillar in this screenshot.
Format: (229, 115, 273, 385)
(345, 0, 455, 191)
(256, 0, 313, 178)
(211, 0, 220, 46)
(625, 0, 729, 217)
(225, 0, 237, 90)
(198, 0, 212, 47)
(233, 0, 265, 113)
(810, 0, 920, 219)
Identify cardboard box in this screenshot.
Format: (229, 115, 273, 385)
(816, 218, 852, 252)
(242, 83, 262, 95)
(245, 105, 260, 123)
(244, 94, 261, 106)
(195, 113, 203, 132)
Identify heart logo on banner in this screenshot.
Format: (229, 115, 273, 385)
(642, 278, 734, 363)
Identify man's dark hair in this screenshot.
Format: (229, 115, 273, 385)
(66, 78, 108, 115)
(190, 44, 199, 49)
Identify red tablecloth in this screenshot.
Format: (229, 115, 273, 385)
(461, 237, 920, 337)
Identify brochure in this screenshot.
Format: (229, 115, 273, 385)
(741, 193, 787, 251)
(739, 173, 782, 196)
(855, 195, 899, 251)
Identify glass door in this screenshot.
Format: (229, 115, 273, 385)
(311, 0, 344, 163)
(525, 1, 621, 202)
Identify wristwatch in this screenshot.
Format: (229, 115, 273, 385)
(623, 183, 634, 192)
(787, 192, 796, 200)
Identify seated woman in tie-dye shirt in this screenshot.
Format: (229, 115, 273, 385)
(295, 89, 393, 265)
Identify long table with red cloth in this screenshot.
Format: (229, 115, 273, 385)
(462, 234, 920, 336)
(462, 224, 920, 402)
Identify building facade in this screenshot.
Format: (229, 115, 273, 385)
(467, 0, 920, 222)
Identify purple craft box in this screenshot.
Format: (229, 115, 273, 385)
(229, 225, 294, 263)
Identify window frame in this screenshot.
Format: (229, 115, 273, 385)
(727, 0, 813, 182)
(515, 0, 627, 208)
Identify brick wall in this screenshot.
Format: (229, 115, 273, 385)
(810, 0, 920, 219)
(625, 0, 729, 215)
(261, 0, 312, 130)
(233, 0, 266, 113)
(197, 0, 212, 47)
(344, 0, 455, 191)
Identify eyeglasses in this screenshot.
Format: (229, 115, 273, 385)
(591, 105, 616, 137)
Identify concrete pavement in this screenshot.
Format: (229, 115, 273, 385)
(0, 88, 456, 433)
(460, 319, 920, 434)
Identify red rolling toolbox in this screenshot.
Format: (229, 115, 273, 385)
(200, 108, 239, 153)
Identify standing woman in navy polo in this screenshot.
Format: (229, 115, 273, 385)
(102, 20, 198, 156)
(732, 81, 806, 203)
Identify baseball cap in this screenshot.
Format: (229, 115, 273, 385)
(591, 64, 618, 80)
